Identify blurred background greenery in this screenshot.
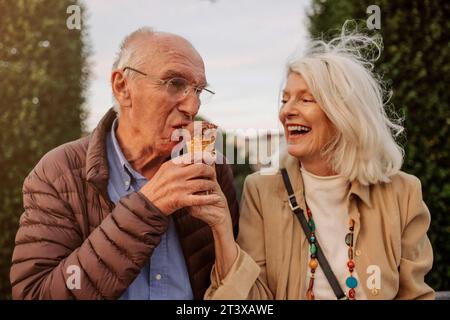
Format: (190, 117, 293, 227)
(0, 0, 448, 299)
(0, 0, 89, 299)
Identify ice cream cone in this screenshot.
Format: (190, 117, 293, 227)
(185, 121, 218, 195)
(186, 121, 218, 162)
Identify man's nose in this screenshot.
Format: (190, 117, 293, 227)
(178, 91, 200, 117)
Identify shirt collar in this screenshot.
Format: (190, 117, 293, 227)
(110, 118, 146, 190)
(280, 151, 373, 208)
(348, 179, 372, 208)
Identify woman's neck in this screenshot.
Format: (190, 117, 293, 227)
(300, 158, 336, 177)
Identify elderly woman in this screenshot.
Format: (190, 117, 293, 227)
(203, 31, 434, 300)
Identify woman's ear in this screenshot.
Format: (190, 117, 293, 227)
(111, 70, 132, 108)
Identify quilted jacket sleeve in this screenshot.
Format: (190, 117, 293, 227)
(10, 164, 169, 300)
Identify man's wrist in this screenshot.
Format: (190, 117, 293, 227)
(136, 191, 168, 215)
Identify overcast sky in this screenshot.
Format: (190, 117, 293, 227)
(84, 0, 311, 133)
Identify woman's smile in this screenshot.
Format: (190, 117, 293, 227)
(285, 123, 312, 143)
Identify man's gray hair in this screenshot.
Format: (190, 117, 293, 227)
(111, 27, 156, 113)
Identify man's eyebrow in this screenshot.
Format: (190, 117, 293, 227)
(161, 69, 208, 87)
(161, 69, 189, 79)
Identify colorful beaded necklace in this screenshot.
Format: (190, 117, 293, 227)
(304, 202, 358, 300)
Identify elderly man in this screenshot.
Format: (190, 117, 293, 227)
(10, 28, 239, 300)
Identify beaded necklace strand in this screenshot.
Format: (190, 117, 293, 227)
(304, 202, 358, 300)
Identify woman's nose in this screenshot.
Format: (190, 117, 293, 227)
(280, 101, 299, 120)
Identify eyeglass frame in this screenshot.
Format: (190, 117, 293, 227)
(122, 66, 215, 101)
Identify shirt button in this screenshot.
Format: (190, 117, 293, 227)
(155, 274, 162, 280)
(355, 249, 362, 256)
(125, 180, 130, 187)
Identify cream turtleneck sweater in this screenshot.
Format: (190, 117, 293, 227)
(301, 166, 367, 300)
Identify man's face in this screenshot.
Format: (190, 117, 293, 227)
(122, 36, 206, 158)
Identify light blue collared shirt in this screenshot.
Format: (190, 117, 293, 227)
(106, 118, 193, 300)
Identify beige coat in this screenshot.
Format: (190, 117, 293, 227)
(205, 152, 434, 300)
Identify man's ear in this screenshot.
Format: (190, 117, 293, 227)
(111, 70, 132, 108)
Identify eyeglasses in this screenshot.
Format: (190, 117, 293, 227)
(122, 66, 215, 105)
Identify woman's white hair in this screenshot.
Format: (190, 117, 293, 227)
(111, 27, 155, 113)
(287, 22, 404, 185)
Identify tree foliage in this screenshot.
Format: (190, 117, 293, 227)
(0, 0, 89, 298)
(308, 0, 450, 290)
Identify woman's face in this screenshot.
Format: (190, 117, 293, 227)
(279, 72, 336, 164)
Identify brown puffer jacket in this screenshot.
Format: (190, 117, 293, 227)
(10, 108, 239, 300)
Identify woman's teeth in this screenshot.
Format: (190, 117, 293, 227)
(287, 125, 311, 135)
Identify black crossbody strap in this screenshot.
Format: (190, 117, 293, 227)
(280, 168, 346, 300)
